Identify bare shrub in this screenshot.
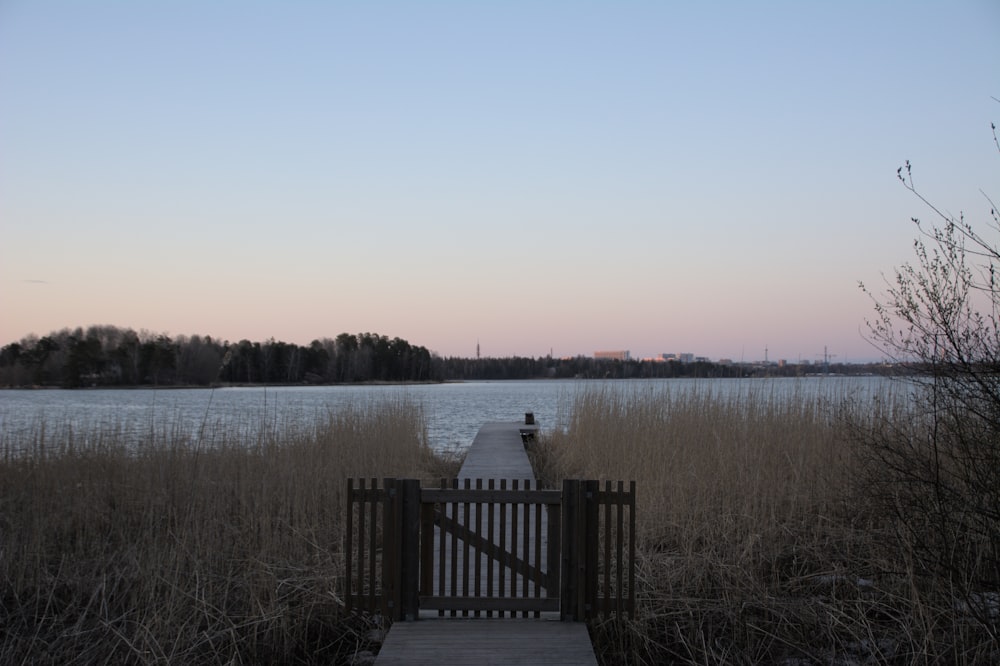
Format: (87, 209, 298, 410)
(857, 126, 1000, 646)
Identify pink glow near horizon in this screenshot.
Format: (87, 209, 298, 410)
(2, 3, 997, 365)
(3, 264, 884, 362)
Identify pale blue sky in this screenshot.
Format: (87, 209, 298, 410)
(2, 1, 998, 362)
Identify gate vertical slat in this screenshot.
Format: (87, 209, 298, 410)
(509, 479, 519, 609)
(474, 478, 483, 618)
(584, 479, 600, 620)
(533, 499, 542, 618)
(461, 478, 471, 617)
(486, 478, 495, 618)
(449, 477, 458, 617)
(437, 478, 447, 617)
(520, 480, 530, 617)
(498, 479, 507, 617)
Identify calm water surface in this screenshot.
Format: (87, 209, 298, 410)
(0, 377, 889, 454)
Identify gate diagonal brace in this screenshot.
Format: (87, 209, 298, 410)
(432, 509, 555, 592)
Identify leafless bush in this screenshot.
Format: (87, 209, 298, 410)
(858, 124, 1000, 644)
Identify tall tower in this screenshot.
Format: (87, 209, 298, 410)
(476, 339, 480, 360)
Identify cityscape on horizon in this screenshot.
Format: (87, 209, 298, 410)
(590, 346, 850, 366)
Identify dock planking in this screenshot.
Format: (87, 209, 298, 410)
(457, 420, 538, 481)
(374, 618, 598, 665)
(375, 420, 599, 665)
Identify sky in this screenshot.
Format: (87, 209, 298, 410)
(2, 1, 998, 363)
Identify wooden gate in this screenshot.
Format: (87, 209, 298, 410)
(344, 478, 635, 621)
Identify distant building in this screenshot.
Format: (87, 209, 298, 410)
(594, 350, 630, 361)
(679, 353, 694, 364)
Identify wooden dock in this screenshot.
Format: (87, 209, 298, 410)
(457, 420, 538, 481)
(374, 419, 599, 665)
(375, 618, 597, 665)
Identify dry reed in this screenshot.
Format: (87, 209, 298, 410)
(6, 384, 994, 664)
(0, 398, 447, 665)
(538, 382, 997, 664)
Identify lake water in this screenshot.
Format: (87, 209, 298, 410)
(0, 376, 890, 455)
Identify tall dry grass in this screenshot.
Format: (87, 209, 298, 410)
(538, 382, 996, 664)
(0, 398, 450, 665)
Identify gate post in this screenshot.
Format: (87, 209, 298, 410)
(560, 479, 600, 621)
(398, 478, 421, 620)
(546, 491, 562, 603)
(382, 478, 401, 618)
(560, 479, 583, 620)
(582, 479, 600, 620)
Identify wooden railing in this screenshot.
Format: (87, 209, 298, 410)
(344, 478, 635, 622)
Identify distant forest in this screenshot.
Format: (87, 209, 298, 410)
(0, 325, 887, 388)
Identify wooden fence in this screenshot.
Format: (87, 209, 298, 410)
(344, 478, 635, 622)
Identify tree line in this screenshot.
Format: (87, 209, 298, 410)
(0, 324, 890, 388)
(0, 326, 436, 387)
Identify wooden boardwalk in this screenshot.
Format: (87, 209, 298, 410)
(375, 618, 597, 665)
(375, 420, 598, 665)
(457, 420, 537, 481)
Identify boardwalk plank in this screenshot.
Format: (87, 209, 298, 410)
(375, 619, 598, 665)
(457, 421, 536, 481)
